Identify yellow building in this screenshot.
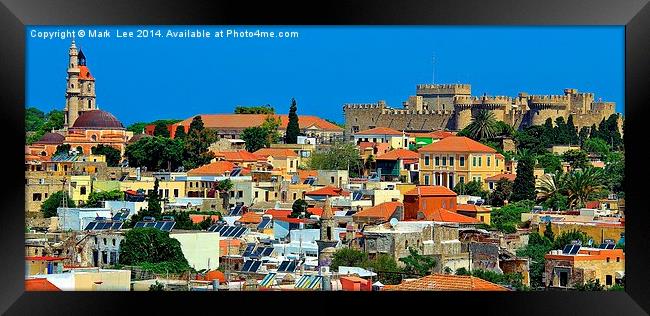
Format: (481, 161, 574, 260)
(270, 143, 316, 166)
(418, 136, 505, 190)
(353, 127, 409, 149)
(254, 148, 300, 174)
(119, 177, 186, 202)
(545, 248, 624, 289)
(70, 175, 92, 205)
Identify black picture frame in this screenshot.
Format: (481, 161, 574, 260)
(1, 0, 649, 315)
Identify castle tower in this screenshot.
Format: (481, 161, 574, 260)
(526, 94, 569, 127)
(453, 96, 474, 130)
(64, 38, 97, 128)
(475, 95, 511, 122)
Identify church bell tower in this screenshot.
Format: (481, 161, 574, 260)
(64, 38, 97, 128)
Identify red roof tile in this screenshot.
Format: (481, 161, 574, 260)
(418, 208, 481, 223)
(456, 204, 490, 213)
(352, 202, 402, 221)
(409, 131, 455, 139)
(485, 173, 516, 182)
(25, 256, 65, 261)
(238, 212, 262, 224)
(376, 148, 419, 160)
(25, 278, 61, 291)
(189, 214, 220, 224)
(306, 186, 350, 197)
(418, 136, 497, 153)
(383, 274, 509, 291)
(78, 65, 94, 80)
(355, 127, 403, 136)
(254, 148, 298, 158)
(187, 161, 236, 176)
(213, 150, 263, 162)
(176, 114, 343, 132)
(404, 186, 457, 197)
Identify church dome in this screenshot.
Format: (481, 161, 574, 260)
(35, 132, 65, 144)
(72, 110, 124, 130)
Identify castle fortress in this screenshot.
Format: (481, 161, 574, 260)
(343, 83, 620, 135)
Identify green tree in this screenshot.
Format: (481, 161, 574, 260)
(536, 153, 562, 174)
(285, 98, 301, 144)
(146, 178, 162, 218)
(399, 247, 437, 276)
(242, 126, 270, 152)
(491, 200, 534, 233)
(164, 210, 198, 230)
(26, 109, 65, 144)
(183, 116, 216, 170)
(544, 221, 555, 241)
(174, 125, 186, 141)
(562, 149, 589, 170)
(563, 168, 605, 208)
(582, 137, 610, 158)
(308, 142, 363, 175)
(329, 248, 368, 270)
(261, 115, 282, 145)
(516, 233, 553, 288)
(578, 126, 590, 146)
(40, 191, 76, 218)
(514, 125, 550, 155)
(153, 121, 170, 137)
(511, 150, 536, 202)
(604, 152, 624, 196)
(536, 173, 567, 210)
(91, 144, 122, 167)
(489, 178, 513, 207)
(291, 199, 309, 218)
(54, 144, 71, 156)
(364, 254, 403, 285)
(119, 227, 190, 274)
(125, 136, 184, 171)
(566, 115, 579, 145)
(214, 179, 234, 210)
(234, 105, 274, 114)
(464, 110, 498, 141)
(85, 190, 124, 208)
(25, 107, 46, 132)
(126, 122, 149, 134)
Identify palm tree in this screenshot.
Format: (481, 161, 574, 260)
(214, 179, 234, 211)
(563, 168, 605, 208)
(466, 110, 498, 141)
(536, 173, 561, 201)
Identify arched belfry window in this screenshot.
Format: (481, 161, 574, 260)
(78, 50, 87, 66)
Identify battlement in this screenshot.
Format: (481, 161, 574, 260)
(382, 108, 454, 115)
(343, 101, 388, 110)
(416, 83, 471, 95)
(453, 95, 511, 107)
(477, 95, 512, 105)
(528, 94, 571, 106)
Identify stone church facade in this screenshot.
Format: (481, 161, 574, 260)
(343, 83, 621, 136)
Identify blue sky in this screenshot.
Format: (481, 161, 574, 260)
(26, 26, 624, 126)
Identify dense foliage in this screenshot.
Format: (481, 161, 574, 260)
(490, 200, 534, 233)
(85, 190, 123, 208)
(183, 116, 216, 170)
(398, 247, 437, 276)
(453, 180, 488, 199)
(25, 108, 65, 144)
(125, 136, 184, 171)
(119, 227, 190, 274)
(511, 151, 536, 202)
(308, 142, 363, 176)
(234, 105, 274, 114)
(91, 144, 122, 167)
(516, 233, 553, 288)
(40, 191, 76, 218)
(455, 268, 525, 290)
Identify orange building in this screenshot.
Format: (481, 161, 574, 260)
(383, 274, 509, 291)
(63, 110, 133, 156)
(340, 276, 372, 291)
(403, 186, 457, 220)
(544, 247, 625, 289)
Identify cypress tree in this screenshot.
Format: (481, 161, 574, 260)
(566, 115, 579, 145)
(511, 151, 536, 202)
(285, 98, 300, 144)
(174, 125, 186, 141)
(147, 178, 162, 218)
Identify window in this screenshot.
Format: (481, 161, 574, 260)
(103, 238, 107, 245)
(405, 240, 408, 250)
(460, 156, 465, 167)
(606, 275, 613, 286)
(496, 159, 499, 166)
(424, 155, 430, 166)
(478, 157, 482, 166)
(489, 182, 494, 190)
(449, 156, 454, 167)
(424, 175, 430, 185)
(442, 156, 447, 166)
(290, 160, 294, 168)
(330, 176, 335, 184)
(32, 193, 42, 201)
(616, 257, 620, 262)
(435, 157, 440, 166)
(174, 189, 179, 197)
(112, 239, 116, 246)
(237, 191, 243, 198)
(487, 157, 491, 167)
(293, 193, 297, 200)
(80, 186, 87, 195)
(606, 257, 610, 263)
(255, 191, 259, 198)
(559, 271, 569, 287)
(230, 191, 235, 198)
(189, 182, 193, 188)
(480, 216, 485, 222)
(459, 176, 465, 183)
(472, 157, 477, 167)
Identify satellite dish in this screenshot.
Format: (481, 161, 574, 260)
(389, 218, 398, 228)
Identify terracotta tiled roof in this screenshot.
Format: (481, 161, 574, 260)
(418, 208, 481, 223)
(25, 256, 65, 261)
(585, 201, 600, 209)
(352, 202, 402, 221)
(306, 186, 350, 197)
(187, 161, 236, 176)
(264, 209, 292, 218)
(376, 148, 419, 160)
(404, 186, 457, 197)
(307, 207, 324, 216)
(418, 136, 497, 153)
(456, 204, 490, 213)
(254, 148, 298, 158)
(485, 173, 516, 182)
(298, 170, 318, 181)
(238, 212, 262, 224)
(25, 278, 61, 291)
(213, 150, 263, 162)
(189, 214, 220, 224)
(355, 127, 404, 136)
(383, 274, 509, 291)
(78, 65, 94, 80)
(176, 114, 343, 132)
(408, 131, 455, 139)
